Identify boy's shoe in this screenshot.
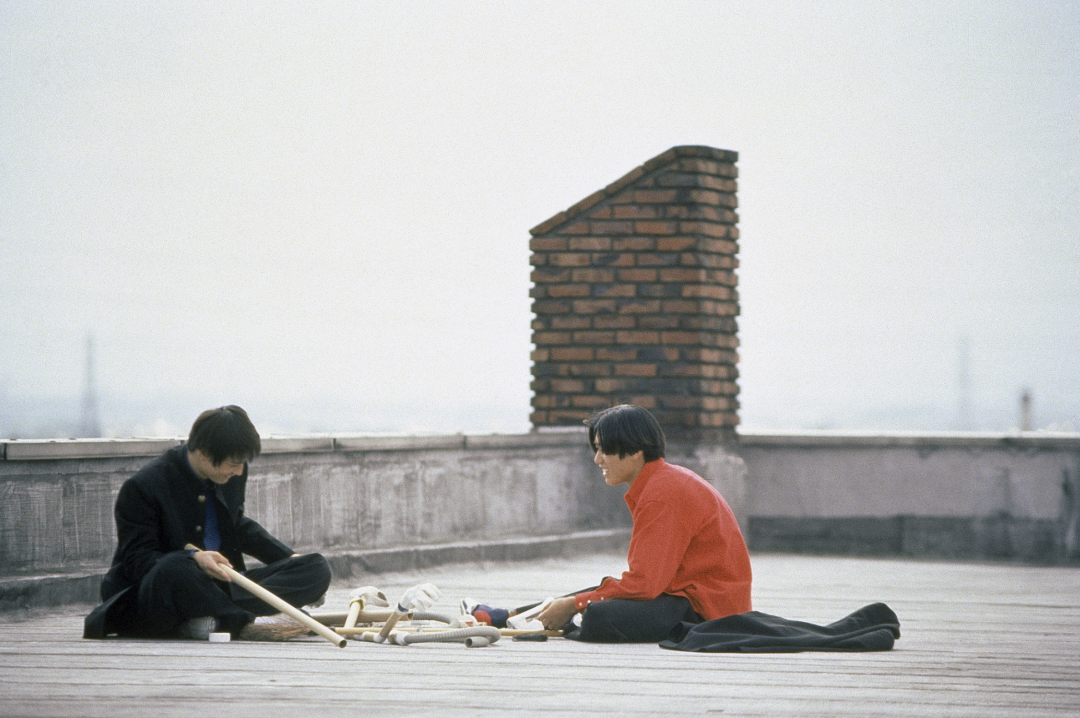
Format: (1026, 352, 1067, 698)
(177, 616, 217, 641)
(506, 598, 552, 631)
(459, 597, 509, 628)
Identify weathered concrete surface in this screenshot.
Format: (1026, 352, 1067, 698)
(1, 552, 1077, 718)
(0, 429, 755, 578)
(0, 429, 639, 616)
(740, 432, 1079, 519)
(0, 431, 621, 575)
(740, 431, 1080, 563)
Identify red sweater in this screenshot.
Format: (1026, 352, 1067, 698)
(574, 458, 752, 620)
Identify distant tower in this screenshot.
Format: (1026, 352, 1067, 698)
(78, 334, 101, 438)
(1019, 388, 1033, 431)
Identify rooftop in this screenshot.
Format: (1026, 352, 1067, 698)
(2, 551, 1077, 717)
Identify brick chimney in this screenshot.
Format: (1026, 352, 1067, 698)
(529, 145, 740, 443)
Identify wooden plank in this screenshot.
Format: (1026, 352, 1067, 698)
(0, 553, 1077, 717)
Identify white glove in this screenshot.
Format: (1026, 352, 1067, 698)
(396, 583, 441, 613)
(350, 586, 389, 607)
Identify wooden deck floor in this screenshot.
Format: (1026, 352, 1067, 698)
(1, 553, 1078, 717)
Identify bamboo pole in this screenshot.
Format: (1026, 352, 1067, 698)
(219, 564, 347, 648)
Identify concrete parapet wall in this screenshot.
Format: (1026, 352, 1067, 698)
(739, 431, 1080, 563)
(5, 430, 1078, 574)
(3, 429, 1078, 615)
(0, 430, 624, 576)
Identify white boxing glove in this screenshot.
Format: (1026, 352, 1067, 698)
(396, 583, 441, 613)
(350, 586, 389, 607)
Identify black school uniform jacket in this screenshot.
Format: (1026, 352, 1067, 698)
(83, 445, 293, 638)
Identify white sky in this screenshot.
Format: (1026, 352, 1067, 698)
(1, 0, 1078, 436)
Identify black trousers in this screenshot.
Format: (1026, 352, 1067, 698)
(128, 552, 331, 638)
(517, 587, 704, 643)
(569, 593, 704, 643)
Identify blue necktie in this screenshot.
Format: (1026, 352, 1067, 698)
(203, 485, 221, 551)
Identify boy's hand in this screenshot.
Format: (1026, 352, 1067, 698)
(537, 596, 577, 631)
(192, 550, 233, 581)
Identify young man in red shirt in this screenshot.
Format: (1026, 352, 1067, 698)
(520, 404, 752, 642)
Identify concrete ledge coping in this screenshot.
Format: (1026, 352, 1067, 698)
(1, 430, 593, 460)
(261, 437, 336, 454)
(332, 432, 590, 453)
(465, 430, 587, 450)
(332, 434, 468, 452)
(10, 428, 1075, 460)
(738, 430, 1080, 449)
(2, 438, 181, 461)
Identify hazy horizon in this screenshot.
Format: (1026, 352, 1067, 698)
(3, 1, 1078, 439)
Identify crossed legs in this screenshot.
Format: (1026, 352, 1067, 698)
(567, 593, 704, 643)
(128, 552, 331, 638)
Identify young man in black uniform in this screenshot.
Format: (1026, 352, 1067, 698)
(84, 405, 331, 641)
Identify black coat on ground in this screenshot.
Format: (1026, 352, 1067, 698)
(659, 602, 901, 652)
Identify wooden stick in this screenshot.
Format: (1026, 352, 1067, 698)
(219, 564, 346, 648)
(376, 609, 406, 642)
(308, 611, 352, 625)
(497, 628, 564, 638)
(310, 608, 394, 625)
(335, 625, 562, 638)
(344, 600, 363, 631)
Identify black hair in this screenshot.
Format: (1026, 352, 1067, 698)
(186, 405, 261, 466)
(585, 404, 666, 462)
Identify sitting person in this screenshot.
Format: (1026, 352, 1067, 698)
(469, 404, 752, 642)
(84, 405, 331, 641)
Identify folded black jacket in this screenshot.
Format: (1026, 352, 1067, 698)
(659, 602, 900, 652)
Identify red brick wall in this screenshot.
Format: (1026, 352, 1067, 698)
(529, 146, 741, 440)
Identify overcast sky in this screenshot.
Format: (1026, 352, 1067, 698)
(2, 0, 1077, 437)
